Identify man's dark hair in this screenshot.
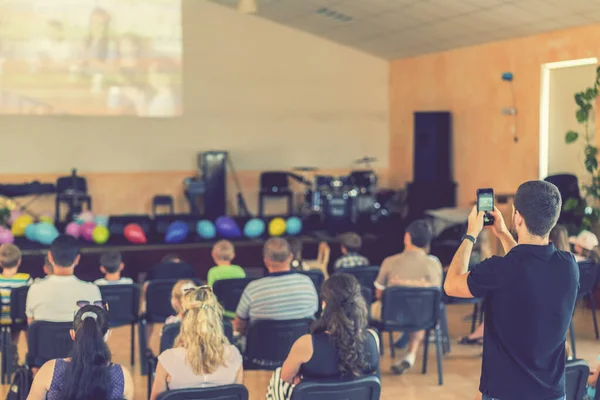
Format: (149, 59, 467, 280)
(339, 232, 362, 252)
(406, 220, 433, 249)
(514, 180, 561, 237)
(50, 235, 80, 268)
(162, 253, 181, 263)
(100, 251, 122, 273)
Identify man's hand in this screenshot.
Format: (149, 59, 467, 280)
(488, 206, 509, 237)
(467, 206, 485, 237)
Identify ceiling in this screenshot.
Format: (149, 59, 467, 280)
(211, 0, 600, 60)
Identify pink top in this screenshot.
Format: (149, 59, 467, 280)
(159, 345, 242, 390)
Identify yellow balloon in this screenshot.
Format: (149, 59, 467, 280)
(11, 214, 34, 237)
(39, 216, 54, 225)
(92, 225, 110, 244)
(268, 218, 287, 237)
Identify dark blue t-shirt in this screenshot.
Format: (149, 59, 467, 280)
(467, 244, 579, 400)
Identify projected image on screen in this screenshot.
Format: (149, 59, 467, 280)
(0, 0, 182, 117)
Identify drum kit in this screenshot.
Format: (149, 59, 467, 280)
(292, 157, 382, 224)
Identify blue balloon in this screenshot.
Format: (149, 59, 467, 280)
(244, 218, 265, 239)
(216, 216, 242, 239)
(286, 217, 303, 236)
(94, 215, 109, 227)
(25, 223, 38, 242)
(165, 221, 189, 244)
(197, 220, 216, 239)
(36, 223, 59, 246)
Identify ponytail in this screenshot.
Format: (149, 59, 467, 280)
(60, 305, 112, 400)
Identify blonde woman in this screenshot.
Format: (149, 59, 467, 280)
(150, 286, 243, 399)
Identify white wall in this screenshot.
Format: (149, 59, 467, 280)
(548, 64, 597, 184)
(1, 0, 389, 174)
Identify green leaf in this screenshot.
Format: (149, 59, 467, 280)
(585, 88, 596, 100)
(564, 197, 580, 211)
(566, 130, 579, 143)
(582, 216, 593, 230)
(585, 145, 598, 157)
(575, 92, 585, 107)
(576, 108, 589, 123)
(585, 153, 599, 173)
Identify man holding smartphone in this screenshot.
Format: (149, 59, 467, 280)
(444, 181, 578, 400)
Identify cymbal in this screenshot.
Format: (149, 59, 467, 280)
(355, 156, 377, 165)
(293, 166, 318, 172)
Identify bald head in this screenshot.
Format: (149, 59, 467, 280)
(212, 240, 235, 264)
(263, 238, 292, 272)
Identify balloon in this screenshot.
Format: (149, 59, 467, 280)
(38, 216, 54, 225)
(124, 223, 147, 244)
(11, 214, 34, 237)
(268, 217, 286, 237)
(92, 225, 110, 244)
(94, 215, 109, 227)
(65, 222, 81, 238)
(8, 210, 22, 225)
(244, 218, 265, 238)
(197, 220, 216, 240)
(36, 223, 59, 246)
(0, 229, 14, 244)
(286, 217, 303, 236)
(76, 211, 94, 225)
(25, 223, 38, 241)
(215, 216, 242, 239)
(80, 222, 96, 241)
(165, 221, 189, 244)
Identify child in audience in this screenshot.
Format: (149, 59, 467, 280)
(289, 238, 309, 271)
(0, 243, 32, 329)
(334, 232, 370, 270)
(34, 254, 53, 283)
(550, 224, 571, 252)
(94, 251, 133, 285)
(150, 286, 242, 399)
(165, 279, 195, 325)
(569, 230, 600, 262)
(207, 240, 246, 287)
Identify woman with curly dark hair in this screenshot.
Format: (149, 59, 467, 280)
(280, 273, 379, 383)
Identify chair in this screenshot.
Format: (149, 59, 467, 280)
(0, 285, 29, 384)
(258, 172, 293, 216)
(337, 266, 380, 301)
(155, 385, 248, 400)
(565, 359, 589, 400)
(441, 271, 483, 334)
(99, 284, 140, 366)
(26, 321, 73, 369)
(370, 287, 444, 385)
(213, 277, 256, 315)
(244, 319, 312, 370)
(569, 261, 599, 358)
(291, 376, 381, 400)
(297, 270, 325, 295)
(152, 195, 175, 216)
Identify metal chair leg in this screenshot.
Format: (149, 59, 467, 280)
(471, 303, 479, 333)
(389, 332, 395, 359)
(569, 319, 577, 358)
(0, 327, 6, 385)
(435, 326, 444, 386)
(378, 330, 384, 356)
(440, 304, 451, 354)
(589, 294, 599, 339)
(422, 329, 430, 374)
(130, 323, 135, 366)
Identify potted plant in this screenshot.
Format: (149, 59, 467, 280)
(564, 66, 600, 233)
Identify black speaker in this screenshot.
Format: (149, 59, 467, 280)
(414, 112, 452, 182)
(199, 151, 227, 218)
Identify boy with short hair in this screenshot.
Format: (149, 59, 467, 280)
(207, 240, 246, 287)
(94, 251, 133, 285)
(0, 243, 32, 331)
(334, 232, 370, 270)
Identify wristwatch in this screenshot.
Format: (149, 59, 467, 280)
(462, 234, 477, 244)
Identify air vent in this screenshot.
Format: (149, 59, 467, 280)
(315, 7, 353, 22)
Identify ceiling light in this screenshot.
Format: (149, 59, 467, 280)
(238, 0, 257, 14)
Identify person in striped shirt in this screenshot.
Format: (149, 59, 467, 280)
(233, 238, 318, 335)
(0, 243, 32, 335)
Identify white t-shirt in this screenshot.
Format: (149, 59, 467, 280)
(26, 275, 102, 322)
(94, 277, 134, 286)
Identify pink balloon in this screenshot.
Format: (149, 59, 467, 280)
(0, 229, 14, 244)
(78, 211, 95, 223)
(80, 222, 96, 241)
(8, 210, 22, 224)
(65, 222, 81, 238)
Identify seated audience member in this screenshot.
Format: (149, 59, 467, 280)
(334, 233, 370, 270)
(26, 235, 102, 323)
(280, 274, 379, 383)
(550, 224, 571, 252)
(569, 230, 600, 262)
(0, 244, 32, 325)
(27, 305, 134, 400)
(147, 253, 195, 280)
(372, 219, 442, 375)
(165, 279, 196, 325)
(150, 286, 243, 399)
(289, 238, 309, 271)
(207, 240, 245, 287)
(233, 238, 318, 335)
(94, 251, 134, 285)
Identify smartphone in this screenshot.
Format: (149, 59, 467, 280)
(477, 188, 495, 226)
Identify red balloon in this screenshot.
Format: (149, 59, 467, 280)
(124, 223, 147, 244)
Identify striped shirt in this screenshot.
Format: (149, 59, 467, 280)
(236, 271, 318, 322)
(0, 273, 32, 325)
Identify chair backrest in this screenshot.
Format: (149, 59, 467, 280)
(566, 359, 589, 400)
(56, 175, 87, 194)
(26, 321, 74, 368)
(155, 384, 248, 400)
(381, 286, 441, 331)
(10, 285, 29, 323)
(297, 270, 325, 295)
(213, 278, 255, 313)
(290, 376, 381, 400)
(260, 172, 289, 192)
(361, 287, 373, 319)
(146, 279, 203, 323)
(545, 174, 581, 202)
(245, 319, 312, 370)
(99, 284, 140, 326)
(160, 319, 235, 354)
(338, 266, 380, 293)
(578, 262, 598, 296)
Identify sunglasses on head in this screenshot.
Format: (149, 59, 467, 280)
(76, 300, 109, 310)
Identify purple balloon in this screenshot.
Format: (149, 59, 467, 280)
(215, 216, 242, 239)
(65, 222, 81, 238)
(0, 229, 14, 244)
(80, 222, 96, 241)
(165, 221, 189, 244)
